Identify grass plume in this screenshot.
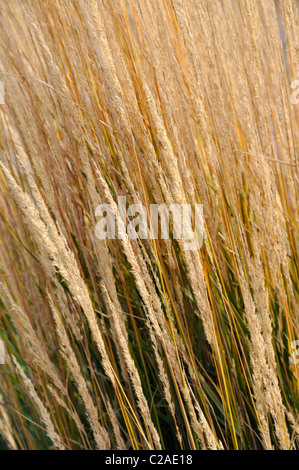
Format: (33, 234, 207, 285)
(0, 0, 298, 450)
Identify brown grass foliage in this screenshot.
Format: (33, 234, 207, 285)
(0, 0, 298, 450)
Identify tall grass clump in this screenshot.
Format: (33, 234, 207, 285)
(0, 0, 298, 450)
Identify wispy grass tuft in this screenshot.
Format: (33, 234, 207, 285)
(0, 0, 298, 450)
